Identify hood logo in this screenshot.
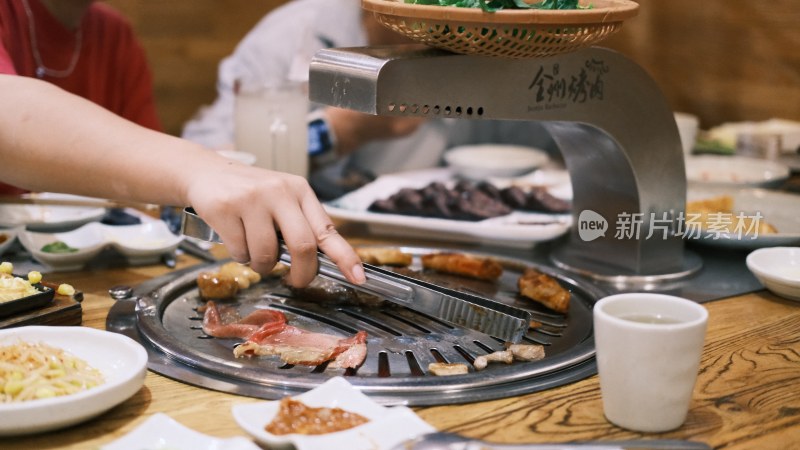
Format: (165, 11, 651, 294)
(578, 210, 608, 241)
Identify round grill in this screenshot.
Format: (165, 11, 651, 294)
(107, 247, 605, 406)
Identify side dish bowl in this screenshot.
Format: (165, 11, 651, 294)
(746, 247, 800, 301)
(445, 144, 550, 180)
(0, 326, 148, 436)
(231, 377, 434, 450)
(19, 221, 183, 271)
(0, 227, 19, 256)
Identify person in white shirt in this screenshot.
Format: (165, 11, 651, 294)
(183, 0, 558, 199)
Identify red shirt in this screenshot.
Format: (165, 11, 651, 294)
(0, 0, 161, 194)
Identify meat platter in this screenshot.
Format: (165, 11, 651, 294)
(107, 246, 604, 406)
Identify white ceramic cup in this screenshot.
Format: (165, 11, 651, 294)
(593, 293, 708, 432)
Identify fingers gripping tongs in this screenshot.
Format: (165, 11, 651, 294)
(181, 207, 532, 343)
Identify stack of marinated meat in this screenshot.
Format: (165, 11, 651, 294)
(368, 180, 570, 221)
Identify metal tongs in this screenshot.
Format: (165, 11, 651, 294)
(181, 207, 531, 342)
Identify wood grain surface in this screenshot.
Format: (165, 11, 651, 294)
(0, 234, 798, 449)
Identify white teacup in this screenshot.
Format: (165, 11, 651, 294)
(593, 293, 708, 432)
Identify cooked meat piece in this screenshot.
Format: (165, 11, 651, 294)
(202, 300, 368, 368)
(525, 187, 571, 213)
(455, 188, 512, 221)
(473, 350, 514, 370)
(393, 188, 426, 215)
(356, 247, 413, 267)
(529, 320, 543, 329)
(368, 198, 397, 214)
(508, 344, 546, 362)
(517, 268, 570, 313)
(428, 362, 469, 376)
(476, 181, 503, 201)
(202, 300, 286, 339)
(422, 252, 503, 281)
(197, 271, 240, 300)
(500, 186, 528, 209)
(235, 327, 368, 369)
(287, 276, 384, 306)
(218, 262, 262, 289)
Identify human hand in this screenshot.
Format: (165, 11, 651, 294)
(324, 107, 426, 155)
(183, 160, 365, 288)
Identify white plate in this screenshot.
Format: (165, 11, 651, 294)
(102, 413, 260, 450)
(746, 247, 800, 301)
(325, 168, 572, 249)
(444, 144, 550, 180)
(232, 377, 435, 450)
(686, 187, 800, 250)
(0, 227, 19, 256)
(18, 221, 183, 271)
(685, 155, 790, 188)
(707, 118, 800, 153)
(0, 193, 106, 231)
(0, 326, 148, 436)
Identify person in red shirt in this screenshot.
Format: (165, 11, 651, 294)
(0, 0, 160, 194)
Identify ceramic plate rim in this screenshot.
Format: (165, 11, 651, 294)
(101, 412, 261, 450)
(0, 326, 148, 436)
(0, 193, 106, 230)
(746, 247, 800, 286)
(685, 155, 790, 187)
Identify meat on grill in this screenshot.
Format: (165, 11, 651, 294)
(201, 301, 368, 368)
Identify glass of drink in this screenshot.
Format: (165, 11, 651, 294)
(234, 80, 309, 177)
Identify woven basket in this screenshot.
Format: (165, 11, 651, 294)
(362, 0, 639, 59)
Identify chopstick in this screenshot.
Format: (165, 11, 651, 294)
(0, 195, 159, 213)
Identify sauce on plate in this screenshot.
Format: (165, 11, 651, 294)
(264, 397, 369, 435)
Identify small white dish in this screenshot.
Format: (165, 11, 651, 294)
(746, 247, 800, 301)
(18, 222, 107, 271)
(102, 413, 260, 450)
(0, 227, 20, 256)
(103, 221, 184, 265)
(232, 377, 435, 450)
(685, 155, 790, 188)
(444, 144, 549, 180)
(0, 326, 148, 436)
(19, 221, 183, 271)
(0, 193, 106, 231)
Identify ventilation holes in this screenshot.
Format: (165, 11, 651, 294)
(430, 348, 448, 363)
(453, 345, 475, 364)
(378, 352, 391, 377)
(386, 103, 484, 117)
(405, 351, 425, 377)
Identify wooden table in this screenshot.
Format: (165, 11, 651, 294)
(2, 230, 799, 449)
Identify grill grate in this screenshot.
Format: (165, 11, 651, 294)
(110, 247, 604, 405)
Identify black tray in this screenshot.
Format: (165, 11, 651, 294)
(0, 276, 55, 318)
